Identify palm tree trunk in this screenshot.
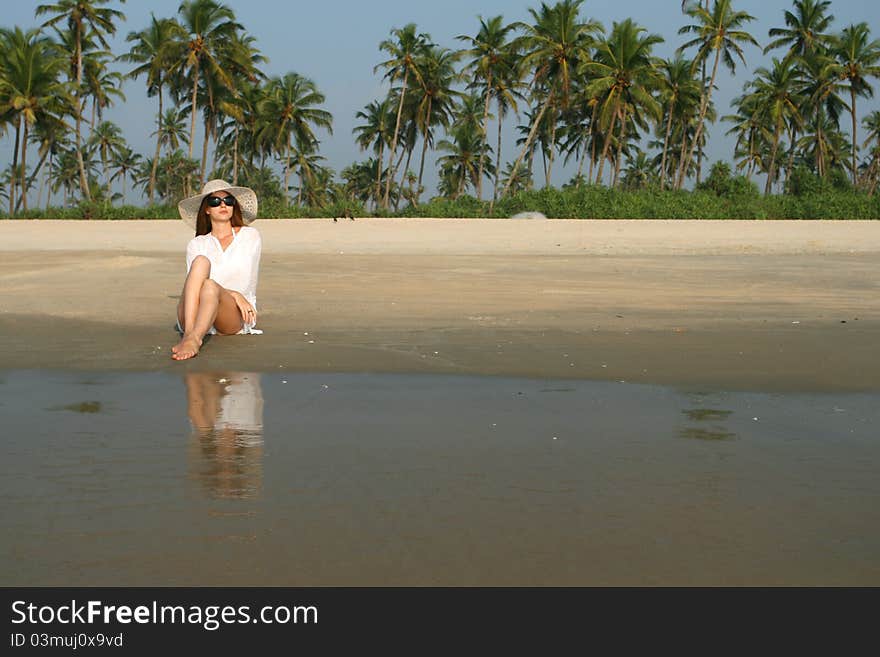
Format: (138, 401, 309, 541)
(38, 157, 47, 208)
(489, 109, 503, 214)
(149, 86, 163, 204)
(501, 92, 553, 199)
(210, 123, 219, 180)
(374, 141, 384, 210)
(416, 96, 432, 203)
(613, 108, 627, 188)
(20, 120, 29, 213)
(765, 126, 781, 195)
(102, 145, 109, 202)
(75, 102, 90, 201)
(45, 156, 53, 207)
(232, 126, 239, 185)
(389, 141, 408, 201)
(477, 76, 492, 200)
(188, 64, 199, 159)
(577, 142, 587, 183)
(541, 144, 548, 186)
(676, 131, 689, 188)
(200, 119, 210, 188)
(679, 48, 721, 189)
(284, 138, 292, 205)
(74, 27, 91, 201)
(660, 105, 674, 190)
(850, 87, 858, 186)
(527, 145, 535, 189)
(785, 126, 797, 188)
(9, 119, 20, 216)
(596, 111, 618, 186)
(546, 116, 557, 188)
(384, 70, 409, 209)
(395, 147, 413, 211)
(417, 133, 430, 206)
(697, 10, 707, 186)
(589, 128, 596, 184)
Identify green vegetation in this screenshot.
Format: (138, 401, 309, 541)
(2, 0, 880, 219)
(7, 179, 877, 220)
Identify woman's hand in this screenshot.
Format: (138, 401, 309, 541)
(230, 291, 257, 325)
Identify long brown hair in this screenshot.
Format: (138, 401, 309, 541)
(195, 193, 244, 236)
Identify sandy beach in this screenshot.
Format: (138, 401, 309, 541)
(1, 218, 878, 391)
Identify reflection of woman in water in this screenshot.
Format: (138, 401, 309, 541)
(185, 372, 264, 499)
(172, 179, 262, 361)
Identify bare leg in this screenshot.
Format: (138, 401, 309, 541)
(173, 256, 211, 360)
(172, 259, 245, 360)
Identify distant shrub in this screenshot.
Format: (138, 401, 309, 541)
(2, 185, 877, 220)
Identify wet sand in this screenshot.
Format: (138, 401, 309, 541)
(1, 218, 878, 391)
(3, 370, 878, 586)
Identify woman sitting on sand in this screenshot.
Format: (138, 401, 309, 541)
(172, 179, 262, 361)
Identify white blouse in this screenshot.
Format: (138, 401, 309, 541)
(184, 225, 262, 333)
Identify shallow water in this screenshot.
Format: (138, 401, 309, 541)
(1, 369, 878, 585)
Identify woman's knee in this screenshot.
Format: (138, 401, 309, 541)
(190, 255, 211, 275)
(199, 278, 220, 300)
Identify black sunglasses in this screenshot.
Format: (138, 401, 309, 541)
(206, 195, 237, 208)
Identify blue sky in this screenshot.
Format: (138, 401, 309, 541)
(3, 0, 880, 201)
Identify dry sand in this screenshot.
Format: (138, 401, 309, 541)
(1, 218, 878, 391)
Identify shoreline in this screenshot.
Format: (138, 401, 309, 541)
(1, 220, 878, 392)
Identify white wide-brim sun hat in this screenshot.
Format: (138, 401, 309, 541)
(178, 179, 259, 228)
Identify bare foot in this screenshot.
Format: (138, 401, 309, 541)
(171, 335, 202, 360)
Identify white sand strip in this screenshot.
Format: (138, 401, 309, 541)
(0, 218, 878, 255)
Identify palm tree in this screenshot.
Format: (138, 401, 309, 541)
(210, 31, 266, 180)
(51, 148, 87, 205)
(725, 91, 771, 180)
(110, 146, 141, 205)
(834, 22, 880, 185)
(36, 0, 126, 201)
(177, 0, 241, 183)
(862, 110, 880, 194)
(88, 120, 125, 198)
(353, 99, 394, 211)
(764, 0, 834, 59)
(153, 108, 190, 156)
(82, 52, 124, 128)
(376, 23, 432, 209)
(501, 0, 602, 198)
(676, 0, 759, 189)
(216, 80, 265, 184)
(457, 15, 517, 200)
(621, 149, 656, 190)
(257, 73, 333, 205)
(499, 160, 532, 195)
(122, 14, 187, 203)
(341, 159, 376, 206)
(0, 27, 68, 214)
(411, 46, 459, 204)
(582, 18, 664, 188)
(656, 55, 701, 189)
(799, 48, 846, 178)
(436, 123, 493, 199)
(746, 57, 805, 193)
(27, 115, 71, 208)
(488, 62, 524, 210)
